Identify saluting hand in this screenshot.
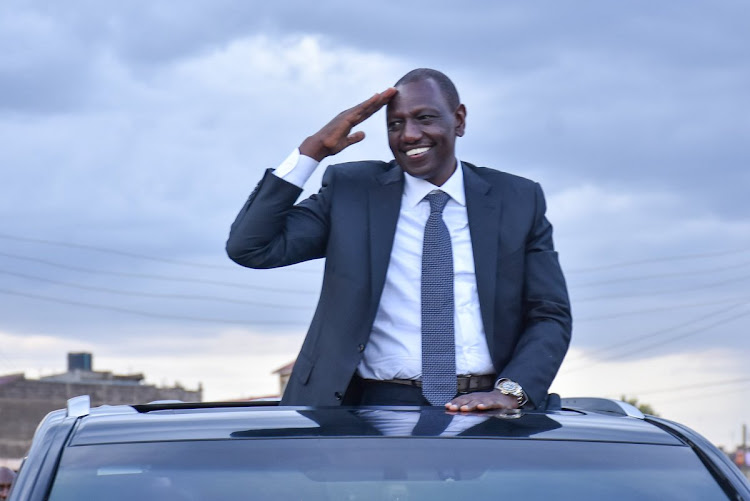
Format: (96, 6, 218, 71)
(299, 88, 397, 162)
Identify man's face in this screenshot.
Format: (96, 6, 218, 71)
(0, 468, 15, 501)
(386, 78, 466, 187)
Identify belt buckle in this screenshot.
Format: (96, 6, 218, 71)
(457, 374, 473, 392)
(458, 374, 492, 392)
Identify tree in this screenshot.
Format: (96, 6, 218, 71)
(620, 395, 659, 416)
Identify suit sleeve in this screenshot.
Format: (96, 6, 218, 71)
(500, 182, 572, 408)
(225, 167, 335, 269)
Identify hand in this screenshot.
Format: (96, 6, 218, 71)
(445, 389, 519, 412)
(299, 87, 398, 162)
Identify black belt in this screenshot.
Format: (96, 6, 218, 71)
(368, 374, 497, 393)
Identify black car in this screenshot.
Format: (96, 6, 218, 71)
(9, 396, 750, 500)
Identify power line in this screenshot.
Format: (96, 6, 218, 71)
(650, 383, 750, 405)
(574, 273, 750, 303)
(0, 288, 307, 326)
(561, 306, 750, 374)
(569, 260, 750, 289)
(610, 308, 750, 360)
(0, 233, 321, 274)
(0, 268, 314, 310)
(564, 303, 746, 367)
(0, 251, 319, 295)
(4, 232, 749, 280)
(624, 376, 750, 397)
(575, 298, 749, 322)
(567, 247, 750, 274)
(0, 233, 230, 269)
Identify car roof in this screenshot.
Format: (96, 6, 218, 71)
(66, 401, 685, 447)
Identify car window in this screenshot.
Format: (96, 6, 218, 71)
(47, 438, 729, 500)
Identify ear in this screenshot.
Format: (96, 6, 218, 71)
(454, 104, 467, 137)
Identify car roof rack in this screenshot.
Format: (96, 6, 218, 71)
(67, 395, 91, 417)
(560, 397, 645, 419)
(132, 400, 280, 413)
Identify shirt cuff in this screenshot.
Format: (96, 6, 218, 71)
(272, 148, 320, 188)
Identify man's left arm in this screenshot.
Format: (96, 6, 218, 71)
(447, 182, 572, 412)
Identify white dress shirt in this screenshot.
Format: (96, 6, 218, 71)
(355, 409, 488, 437)
(273, 150, 495, 380)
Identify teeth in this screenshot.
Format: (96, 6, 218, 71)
(406, 147, 430, 156)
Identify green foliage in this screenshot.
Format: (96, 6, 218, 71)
(621, 395, 659, 416)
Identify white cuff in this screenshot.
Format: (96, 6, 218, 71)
(272, 148, 320, 188)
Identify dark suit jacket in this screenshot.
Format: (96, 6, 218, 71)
(226, 160, 572, 407)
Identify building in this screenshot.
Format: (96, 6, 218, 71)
(272, 360, 294, 396)
(0, 352, 201, 467)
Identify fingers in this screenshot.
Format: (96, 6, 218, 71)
(445, 391, 517, 412)
(445, 395, 478, 412)
(376, 86, 398, 105)
(457, 398, 493, 412)
(445, 394, 469, 409)
(346, 131, 365, 146)
(303, 87, 397, 161)
(347, 87, 397, 126)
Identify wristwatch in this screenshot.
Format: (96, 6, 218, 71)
(495, 378, 527, 407)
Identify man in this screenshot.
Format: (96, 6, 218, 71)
(0, 466, 16, 501)
(227, 68, 571, 411)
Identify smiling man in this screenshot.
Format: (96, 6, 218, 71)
(227, 68, 571, 411)
(385, 75, 464, 187)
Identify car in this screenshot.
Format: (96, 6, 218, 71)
(8, 395, 750, 500)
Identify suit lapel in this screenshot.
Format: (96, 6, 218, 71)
(463, 162, 501, 350)
(369, 162, 403, 308)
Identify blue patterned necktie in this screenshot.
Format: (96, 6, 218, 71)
(421, 190, 456, 405)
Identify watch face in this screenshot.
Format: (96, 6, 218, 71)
(499, 381, 521, 394)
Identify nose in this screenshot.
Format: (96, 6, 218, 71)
(402, 118, 422, 143)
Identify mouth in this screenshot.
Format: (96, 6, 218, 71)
(404, 146, 432, 158)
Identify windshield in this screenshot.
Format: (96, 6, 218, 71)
(47, 438, 728, 500)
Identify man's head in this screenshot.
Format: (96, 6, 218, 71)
(387, 68, 466, 186)
(0, 467, 16, 501)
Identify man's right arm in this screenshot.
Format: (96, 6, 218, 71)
(225, 163, 330, 269)
(225, 88, 396, 269)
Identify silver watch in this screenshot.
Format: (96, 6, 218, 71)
(495, 379, 527, 407)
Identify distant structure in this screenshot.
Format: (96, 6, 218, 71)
(0, 352, 201, 467)
(273, 361, 294, 396)
(68, 351, 92, 371)
(38, 352, 145, 386)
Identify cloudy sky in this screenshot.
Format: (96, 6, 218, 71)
(1, 0, 748, 448)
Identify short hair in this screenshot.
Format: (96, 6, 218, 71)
(394, 68, 460, 110)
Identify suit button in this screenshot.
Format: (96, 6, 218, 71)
(358, 344, 365, 352)
(334, 392, 343, 401)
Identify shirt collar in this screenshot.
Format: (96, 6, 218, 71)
(402, 158, 466, 208)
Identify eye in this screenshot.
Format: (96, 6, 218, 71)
(387, 120, 403, 132)
(417, 114, 436, 121)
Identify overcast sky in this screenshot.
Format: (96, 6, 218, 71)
(1, 0, 748, 448)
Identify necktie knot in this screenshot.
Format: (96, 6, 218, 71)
(426, 191, 450, 215)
